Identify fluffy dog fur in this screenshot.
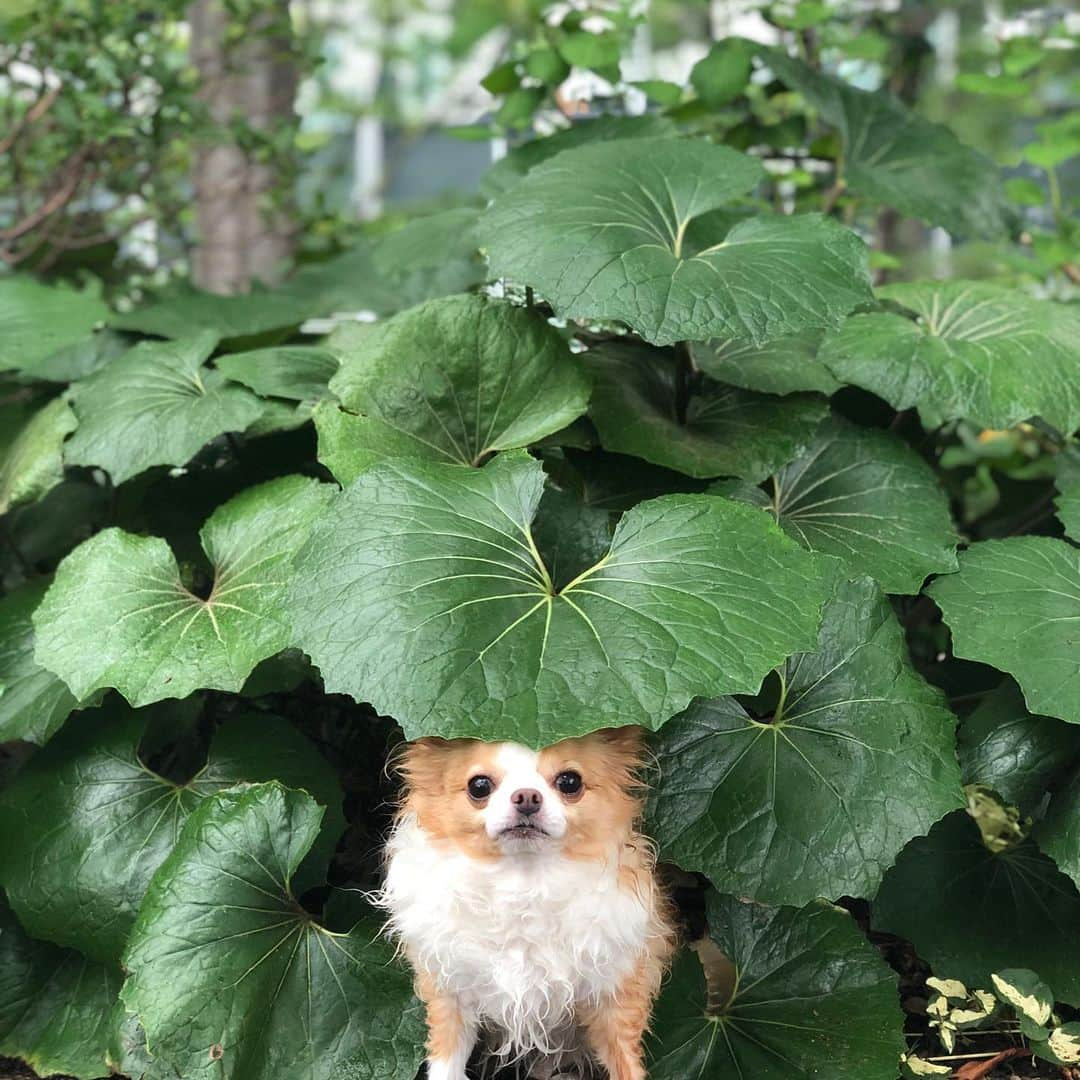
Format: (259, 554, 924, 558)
(377, 727, 675, 1080)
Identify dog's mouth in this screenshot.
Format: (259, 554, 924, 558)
(498, 821, 549, 840)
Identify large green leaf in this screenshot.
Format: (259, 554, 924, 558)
(112, 284, 314, 341)
(0, 899, 120, 1078)
(34, 475, 333, 706)
(320, 294, 591, 478)
(217, 346, 340, 401)
(647, 892, 904, 1079)
(0, 277, 109, 375)
(25, 328, 132, 384)
(691, 330, 842, 396)
(1036, 765, 1080, 893)
(65, 332, 264, 483)
(0, 395, 77, 515)
(0, 578, 77, 744)
(1055, 446, 1080, 541)
(821, 282, 1080, 433)
(120, 782, 426, 1080)
(368, 206, 485, 308)
(0, 701, 343, 964)
(480, 114, 678, 197)
(290, 207, 485, 318)
(585, 341, 828, 482)
(873, 810, 1080, 1005)
(480, 137, 872, 346)
(763, 49, 1008, 238)
(927, 537, 1080, 725)
(745, 416, 959, 594)
(959, 680, 1080, 815)
(0, 478, 110, 594)
(288, 452, 825, 745)
(649, 574, 963, 906)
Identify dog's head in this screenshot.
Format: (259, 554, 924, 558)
(396, 727, 646, 861)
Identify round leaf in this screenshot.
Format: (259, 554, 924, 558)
(34, 474, 333, 706)
(764, 50, 1009, 238)
(927, 537, 1080, 725)
(289, 207, 485, 318)
(216, 346, 340, 402)
(649, 574, 963, 906)
(0, 395, 77, 515)
(691, 330, 842, 396)
(119, 782, 426, 1080)
(288, 452, 826, 745)
(480, 114, 678, 198)
(873, 810, 1080, 1005)
(322, 294, 591, 477)
(480, 137, 872, 346)
(0, 702, 344, 963)
(1055, 446, 1080, 542)
(754, 416, 959, 594)
(647, 893, 904, 1079)
(0, 578, 77, 744)
(0, 277, 109, 376)
(585, 342, 828, 481)
(1035, 765, 1080, 893)
(958, 679, 1080, 814)
(112, 284, 314, 341)
(65, 332, 264, 484)
(0, 899, 119, 1079)
(822, 282, 1080, 433)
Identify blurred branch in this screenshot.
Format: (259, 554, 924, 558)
(0, 82, 61, 158)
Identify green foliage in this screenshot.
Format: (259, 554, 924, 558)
(585, 340, 829, 481)
(120, 783, 425, 1080)
(288, 452, 824, 745)
(481, 137, 872, 346)
(649, 573, 963, 906)
(647, 892, 905, 1078)
(874, 810, 1080, 1005)
(0, 1, 196, 270)
(1, 9, 1079, 1079)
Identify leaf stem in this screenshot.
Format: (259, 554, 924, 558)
(674, 341, 696, 426)
(523, 525, 554, 595)
(774, 669, 789, 724)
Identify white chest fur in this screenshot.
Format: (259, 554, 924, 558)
(381, 816, 651, 1057)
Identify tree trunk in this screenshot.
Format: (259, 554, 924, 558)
(188, 0, 298, 294)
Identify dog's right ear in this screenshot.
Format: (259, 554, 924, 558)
(395, 736, 452, 794)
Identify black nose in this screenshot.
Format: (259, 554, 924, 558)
(511, 788, 542, 816)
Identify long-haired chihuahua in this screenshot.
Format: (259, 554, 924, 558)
(377, 726, 675, 1080)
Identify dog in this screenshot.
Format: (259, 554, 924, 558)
(377, 726, 675, 1080)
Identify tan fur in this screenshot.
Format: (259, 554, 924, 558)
(416, 972, 468, 1061)
(397, 737, 506, 861)
(581, 955, 665, 1080)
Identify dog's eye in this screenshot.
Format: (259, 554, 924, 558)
(467, 775, 494, 801)
(555, 771, 583, 797)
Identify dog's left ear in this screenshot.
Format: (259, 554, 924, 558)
(396, 736, 452, 794)
(596, 725, 645, 755)
(593, 725, 648, 782)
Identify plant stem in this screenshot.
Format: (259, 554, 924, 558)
(674, 341, 695, 426)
